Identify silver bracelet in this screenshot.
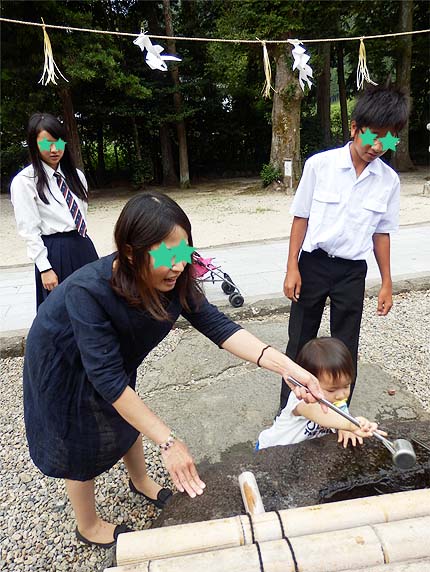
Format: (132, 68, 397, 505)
(159, 432, 176, 452)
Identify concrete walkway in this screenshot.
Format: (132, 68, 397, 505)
(0, 223, 429, 334)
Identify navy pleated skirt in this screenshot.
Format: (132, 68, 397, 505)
(35, 231, 98, 309)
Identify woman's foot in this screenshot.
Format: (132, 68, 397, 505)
(130, 474, 163, 500)
(129, 475, 172, 509)
(76, 519, 117, 546)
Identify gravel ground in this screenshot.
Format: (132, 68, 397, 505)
(1, 291, 429, 571)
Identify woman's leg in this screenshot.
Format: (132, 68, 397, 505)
(123, 435, 164, 499)
(65, 479, 116, 543)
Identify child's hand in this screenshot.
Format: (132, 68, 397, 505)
(353, 416, 387, 439)
(338, 429, 364, 448)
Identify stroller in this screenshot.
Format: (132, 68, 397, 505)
(192, 252, 244, 307)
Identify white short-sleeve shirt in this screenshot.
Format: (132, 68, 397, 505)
(10, 163, 89, 271)
(290, 143, 400, 260)
(258, 392, 333, 449)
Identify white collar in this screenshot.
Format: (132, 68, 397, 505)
(339, 141, 383, 176)
(42, 161, 65, 181)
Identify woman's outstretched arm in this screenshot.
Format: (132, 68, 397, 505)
(221, 329, 325, 405)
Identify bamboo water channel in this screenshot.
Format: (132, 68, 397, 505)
(105, 488, 430, 571)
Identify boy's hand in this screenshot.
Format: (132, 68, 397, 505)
(284, 268, 302, 302)
(338, 429, 364, 448)
(377, 285, 393, 316)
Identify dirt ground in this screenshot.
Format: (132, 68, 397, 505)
(1, 168, 429, 267)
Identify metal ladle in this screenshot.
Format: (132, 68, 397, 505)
(287, 376, 417, 470)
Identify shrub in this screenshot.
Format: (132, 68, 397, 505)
(260, 163, 282, 187)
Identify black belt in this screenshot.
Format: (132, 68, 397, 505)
(308, 249, 365, 263)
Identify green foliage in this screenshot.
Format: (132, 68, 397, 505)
(260, 163, 282, 187)
(130, 158, 153, 187)
(0, 0, 427, 190)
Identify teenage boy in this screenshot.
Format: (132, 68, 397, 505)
(281, 85, 409, 410)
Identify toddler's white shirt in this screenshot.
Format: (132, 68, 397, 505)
(258, 392, 333, 449)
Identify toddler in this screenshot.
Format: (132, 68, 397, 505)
(258, 337, 386, 450)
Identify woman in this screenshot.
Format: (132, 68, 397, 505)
(24, 192, 324, 548)
(10, 113, 98, 309)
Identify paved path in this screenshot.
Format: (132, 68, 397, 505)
(1, 223, 429, 333)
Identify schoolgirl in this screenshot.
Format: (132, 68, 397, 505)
(10, 113, 98, 308)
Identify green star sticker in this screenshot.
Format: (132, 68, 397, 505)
(55, 138, 67, 151)
(359, 128, 378, 147)
(149, 242, 174, 269)
(379, 131, 399, 152)
(171, 240, 196, 264)
(38, 138, 52, 151)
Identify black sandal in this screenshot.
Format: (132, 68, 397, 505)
(129, 479, 173, 509)
(75, 523, 133, 549)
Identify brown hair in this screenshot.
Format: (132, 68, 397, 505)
(111, 192, 203, 320)
(296, 337, 354, 384)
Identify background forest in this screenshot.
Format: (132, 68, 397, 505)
(1, 0, 428, 191)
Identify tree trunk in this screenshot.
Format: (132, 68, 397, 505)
(392, 0, 415, 171)
(96, 123, 105, 186)
(337, 42, 349, 144)
(317, 42, 331, 147)
(131, 117, 142, 162)
(269, 46, 304, 189)
(160, 123, 178, 186)
(59, 87, 83, 170)
(163, 0, 190, 189)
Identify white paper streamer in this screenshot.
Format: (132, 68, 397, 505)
(287, 39, 313, 91)
(356, 38, 377, 90)
(133, 32, 181, 72)
(38, 19, 69, 86)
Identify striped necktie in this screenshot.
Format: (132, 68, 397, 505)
(54, 172, 87, 237)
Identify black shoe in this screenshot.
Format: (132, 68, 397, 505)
(75, 523, 133, 549)
(129, 478, 173, 509)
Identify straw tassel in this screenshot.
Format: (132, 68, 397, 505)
(356, 38, 377, 90)
(38, 18, 69, 86)
(258, 39, 273, 99)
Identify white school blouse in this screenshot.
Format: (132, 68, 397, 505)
(290, 143, 400, 260)
(10, 163, 89, 272)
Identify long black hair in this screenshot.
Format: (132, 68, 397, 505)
(111, 192, 203, 321)
(27, 113, 87, 204)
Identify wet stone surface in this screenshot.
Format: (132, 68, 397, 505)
(155, 420, 430, 527)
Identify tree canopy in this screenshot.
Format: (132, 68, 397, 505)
(1, 0, 428, 190)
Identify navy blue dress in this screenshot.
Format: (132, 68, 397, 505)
(24, 253, 242, 481)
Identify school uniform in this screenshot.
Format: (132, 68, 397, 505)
(281, 142, 400, 409)
(23, 253, 242, 481)
(10, 163, 98, 308)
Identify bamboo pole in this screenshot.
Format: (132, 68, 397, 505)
(343, 560, 430, 572)
(107, 517, 430, 572)
(116, 489, 430, 565)
(238, 471, 265, 515)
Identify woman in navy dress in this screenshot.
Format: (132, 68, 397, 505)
(24, 192, 323, 548)
(11, 113, 98, 309)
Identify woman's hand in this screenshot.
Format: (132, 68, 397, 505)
(41, 269, 59, 291)
(161, 439, 206, 498)
(282, 359, 327, 410)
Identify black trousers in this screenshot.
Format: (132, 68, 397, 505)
(280, 249, 367, 410)
(35, 231, 98, 309)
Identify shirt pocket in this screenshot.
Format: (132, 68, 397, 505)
(310, 185, 341, 222)
(356, 196, 388, 232)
